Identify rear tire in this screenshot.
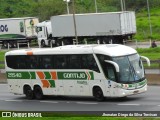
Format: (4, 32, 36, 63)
(24, 86, 34, 100)
(34, 86, 44, 100)
(93, 87, 105, 101)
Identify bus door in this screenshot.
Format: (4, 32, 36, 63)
(107, 80, 119, 97)
(104, 63, 118, 97)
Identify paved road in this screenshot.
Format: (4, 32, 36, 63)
(0, 84, 160, 112)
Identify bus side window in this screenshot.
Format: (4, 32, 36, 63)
(54, 55, 68, 69)
(96, 54, 116, 81)
(40, 56, 52, 69)
(17, 56, 26, 69)
(68, 55, 81, 69)
(82, 54, 100, 73)
(26, 56, 38, 69)
(104, 63, 116, 81)
(6, 56, 18, 69)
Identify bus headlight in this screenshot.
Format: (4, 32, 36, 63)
(122, 84, 129, 89)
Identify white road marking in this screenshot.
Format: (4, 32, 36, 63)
(5, 100, 22, 102)
(40, 101, 58, 104)
(117, 103, 140, 106)
(76, 102, 98, 105)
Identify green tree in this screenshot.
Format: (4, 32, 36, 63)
(0, 0, 37, 18)
(32, 0, 66, 21)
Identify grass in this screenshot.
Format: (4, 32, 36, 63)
(137, 47, 160, 69)
(0, 64, 4, 69)
(0, 50, 7, 69)
(137, 47, 160, 60)
(0, 50, 7, 62)
(135, 8, 160, 41)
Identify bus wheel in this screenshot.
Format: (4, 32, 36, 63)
(34, 86, 43, 100)
(93, 87, 105, 101)
(41, 40, 45, 47)
(13, 41, 17, 48)
(24, 86, 34, 100)
(3, 41, 8, 48)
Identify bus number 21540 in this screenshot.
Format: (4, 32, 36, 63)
(7, 73, 22, 78)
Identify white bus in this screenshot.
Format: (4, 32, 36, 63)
(5, 44, 150, 101)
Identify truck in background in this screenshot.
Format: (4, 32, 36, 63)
(36, 11, 136, 47)
(0, 17, 39, 48)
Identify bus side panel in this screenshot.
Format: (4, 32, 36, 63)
(8, 79, 19, 94)
(88, 72, 110, 97)
(63, 80, 76, 96)
(76, 80, 90, 96)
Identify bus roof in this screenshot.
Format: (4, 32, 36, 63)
(5, 44, 137, 57)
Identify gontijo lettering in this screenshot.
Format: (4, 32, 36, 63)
(0, 25, 8, 32)
(63, 73, 86, 79)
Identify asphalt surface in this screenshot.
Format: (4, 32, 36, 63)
(0, 84, 160, 112)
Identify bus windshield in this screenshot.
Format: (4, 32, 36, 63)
(112, 54, 144, 83)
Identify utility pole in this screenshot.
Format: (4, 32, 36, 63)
(94, 0, 98, 13)
(120, 0, 124, 11)
(63, 0, 70, 14)
(146, 0, 152, 39)
(72, 0, 78, 44)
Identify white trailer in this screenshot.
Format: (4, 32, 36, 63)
(37, 11, 136, 47)
(0, 17, 39, 48)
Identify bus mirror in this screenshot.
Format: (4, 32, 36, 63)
(104, 60, 120, 72)
(141, 56, 150, 66)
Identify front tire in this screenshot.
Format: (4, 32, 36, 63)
(93, 87, 105, 101)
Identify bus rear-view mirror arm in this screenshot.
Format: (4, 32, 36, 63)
(104, 60, 120, 73)
(141, 56, 150, 67)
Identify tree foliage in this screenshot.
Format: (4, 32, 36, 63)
(0, 0, 160, 21)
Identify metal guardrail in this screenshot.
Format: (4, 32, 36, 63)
(143, 60, 160, 63)
(0, 42, 30, 50)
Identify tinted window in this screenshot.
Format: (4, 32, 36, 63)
(81, 54, 99, 72)
(68, 55, 81, 69)
(54, 55, 68, 69)
(96, 54, 116, 81)
(39, 56, 53, 69)
(6, 54, 100, 72)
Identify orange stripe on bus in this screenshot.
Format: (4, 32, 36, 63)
(50, 71, 57, 80)
(27, 51, 33, 55)
(37, 71, 45, 79)
(41, 80, 50, 88)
